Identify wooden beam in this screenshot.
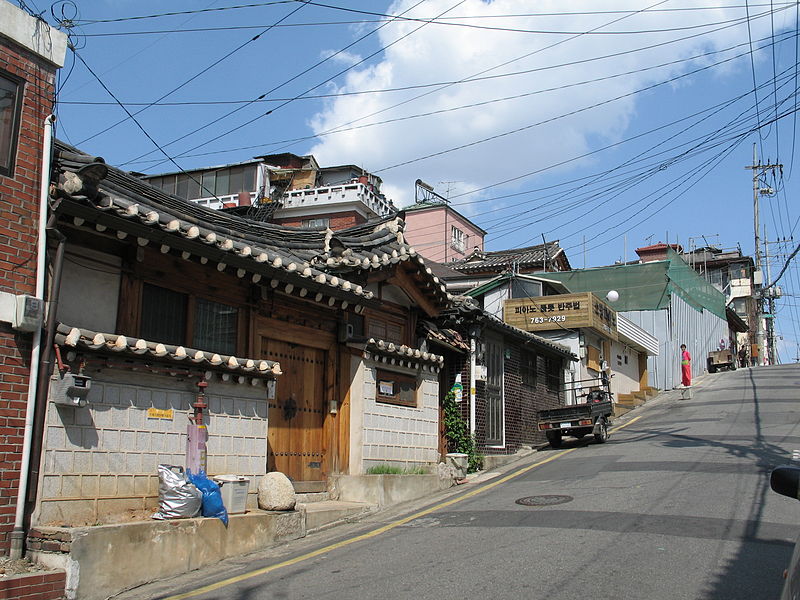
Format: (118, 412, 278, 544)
(388, 266, 440, 317)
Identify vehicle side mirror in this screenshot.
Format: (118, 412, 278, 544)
(770, 465, 800, 500)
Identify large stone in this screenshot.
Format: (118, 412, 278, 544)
(258, 472, 296, 511)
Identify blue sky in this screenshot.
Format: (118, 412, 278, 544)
(32, 0, 800, 362)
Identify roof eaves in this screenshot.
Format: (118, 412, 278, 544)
(55, 323, 282, 377)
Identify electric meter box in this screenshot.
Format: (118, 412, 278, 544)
(50, 373, 92, 408)
(12, 295, 44, 332)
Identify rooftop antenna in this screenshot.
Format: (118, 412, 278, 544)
(415, 179, 448, 205)
(437, 181, 460, 200)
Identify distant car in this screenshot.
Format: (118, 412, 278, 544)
(770, 466, 800, 599)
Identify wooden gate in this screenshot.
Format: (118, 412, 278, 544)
(260, 337, 328, 484)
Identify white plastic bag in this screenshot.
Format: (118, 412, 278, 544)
(152, 464, 202, 520)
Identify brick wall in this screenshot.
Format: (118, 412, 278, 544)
(0, 569, 65, 600)
(452, 342, 564, 457)
(0, 34, 59, 553)
(273, 211, 367, 231)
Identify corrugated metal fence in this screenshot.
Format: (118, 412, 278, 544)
(622, 293, 726, 390)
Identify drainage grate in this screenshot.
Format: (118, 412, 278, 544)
(516, 495, 573, 507)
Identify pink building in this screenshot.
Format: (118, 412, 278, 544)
(402, 202, 486, 263)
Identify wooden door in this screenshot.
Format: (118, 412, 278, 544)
(261, 338, 327, 483)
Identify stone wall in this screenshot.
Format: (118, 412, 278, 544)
(36, 370, 268, 525)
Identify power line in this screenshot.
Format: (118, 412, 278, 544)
(373, 34, 793, 174)
(112, 28, 793, 170)
(74, 9, 776, 37)
(128, 0, 468, 170)
(72, 1, 310, 146)
(69, 47, 222, 204)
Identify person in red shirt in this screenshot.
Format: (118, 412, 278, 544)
(680, 344, 692, 387)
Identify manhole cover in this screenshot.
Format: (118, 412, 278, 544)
(515, 495, 573, 507)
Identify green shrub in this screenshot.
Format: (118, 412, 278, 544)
(443, 389, 484, 473)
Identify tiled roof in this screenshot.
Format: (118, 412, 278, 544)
(355, 338, 444, 371)
(448, 242, 566, 273)
(55, 323, 282, 378)
(420, 321, 470, 353)
(53, 141, 450, 310)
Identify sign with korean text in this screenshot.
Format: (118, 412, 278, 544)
(503, 292, 618, 340)
(147, 408, 174, 420)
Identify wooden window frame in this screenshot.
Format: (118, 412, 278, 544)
(375, 368, 419, 408)
(587, 345, 601, 372)
(545, 356, 562, 392)
(0, 70, 24, 178)
(138, 282, 240, 355)
(520, 350, 537, 387)
(365, 309, 408, 346)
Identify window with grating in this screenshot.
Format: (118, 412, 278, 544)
(193, 298, 238, 356)
(521, 351, 537, 387)
(140, 284, 187, 346)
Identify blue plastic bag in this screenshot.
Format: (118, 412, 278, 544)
(188, 470, 229, 526)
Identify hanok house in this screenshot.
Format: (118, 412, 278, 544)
(441, 241, 573, 295)
(438, 297, 576, 457)
(31, 140, 452, 526)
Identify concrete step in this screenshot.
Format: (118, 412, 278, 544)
(292, 480, 326, 493)
(296, 491, 330, 504)
(643, 387, 660, 398)
(296, 500, 375, 532)
(616, 393, 644, 407)
(613, 403, 634, 417)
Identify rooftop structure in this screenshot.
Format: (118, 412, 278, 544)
(141, 153, 396, 229)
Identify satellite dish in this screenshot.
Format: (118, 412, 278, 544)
(606, 290, 619, 302)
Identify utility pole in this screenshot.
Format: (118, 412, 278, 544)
(744, 143, 781, 366)
(764, 224, 776, 365)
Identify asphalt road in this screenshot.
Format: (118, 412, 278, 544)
(129, 364, 800, 600)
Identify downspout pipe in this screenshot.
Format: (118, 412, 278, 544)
(10, 115, 55, 559)
(469, 337, 476, 435)
(26, 223, 66, 519)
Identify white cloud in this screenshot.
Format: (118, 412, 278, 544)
(319, 49, 363, 66)
(307, 0, 783, 210)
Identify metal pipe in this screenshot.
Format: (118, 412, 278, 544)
(469, 337, 476, 435)
(25, 226, 66, 521)
(10, 115, 54, 559)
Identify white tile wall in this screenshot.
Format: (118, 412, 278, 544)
(360, 366, 439, 470)
(41, 371, 269, 504)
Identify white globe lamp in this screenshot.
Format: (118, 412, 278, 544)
(606, 290, 619, 303)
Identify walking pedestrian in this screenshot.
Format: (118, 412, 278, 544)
(738, 347, 747, 368)
(680, 344, 692, 387)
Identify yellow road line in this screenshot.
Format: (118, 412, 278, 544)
(165, 412, 647, 600)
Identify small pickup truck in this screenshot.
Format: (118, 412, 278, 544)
(707, 350, 736, 373)
(537, 390, 613, 448)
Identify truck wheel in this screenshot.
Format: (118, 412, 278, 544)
(546, 431, 562, 448)
(594, 419, 608, 444)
